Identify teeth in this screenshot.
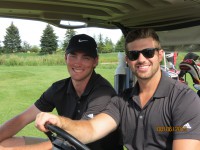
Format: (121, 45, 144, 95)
(73, 68, 83, 73)
(138, 65, 148, 69)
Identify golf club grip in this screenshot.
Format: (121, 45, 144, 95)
(45, 124, 90, 150)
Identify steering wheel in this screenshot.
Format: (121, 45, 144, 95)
(45, 124, 90, 150)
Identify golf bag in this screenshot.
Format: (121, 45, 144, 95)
(178, 52, 200, 97)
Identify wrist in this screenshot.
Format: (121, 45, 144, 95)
(59, 116, 71, 131)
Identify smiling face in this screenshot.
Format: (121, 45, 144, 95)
(126, 37, 164, 81)
(65, 52, 98, 83)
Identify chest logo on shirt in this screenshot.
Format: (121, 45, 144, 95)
(183, 123, 192, 129)
(87, 114, 94, 119)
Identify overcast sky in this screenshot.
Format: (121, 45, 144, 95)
(0, 17, 122, 46)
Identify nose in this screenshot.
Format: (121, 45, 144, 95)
(73, 56, 83, 66)
(74, 63, 80, 67)
(137, 52, 146, 61)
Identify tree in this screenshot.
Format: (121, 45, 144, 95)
(40, 24, 58, 54)
(30, 45, 40, 53)
(97, 33, 105, 53)
(115, 35, 125, 52)
(62, 29, 76, 50)
(21, 41, 31, 52)
(3, 22, 22, 53)
(0, 41, 2, 53)
(103, 37, 114, 53)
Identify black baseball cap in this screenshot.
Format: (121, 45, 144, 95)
(66, 34, 98, 58)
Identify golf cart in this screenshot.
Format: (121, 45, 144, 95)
(0, 0, 200, 149)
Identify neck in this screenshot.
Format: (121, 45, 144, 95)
(138, 70, 162, 108)
(72, 73, 92, 97)
(72, 80, 87, 97)
(139, 71, 161, 91)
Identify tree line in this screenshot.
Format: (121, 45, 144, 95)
(0, 22, 125, 54)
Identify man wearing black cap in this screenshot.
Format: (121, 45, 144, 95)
(0, 34, 122, 150)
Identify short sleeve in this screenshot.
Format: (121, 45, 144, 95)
(81, 85, 116, 120)
(34, 85, 55, 112)
(103, 96, 121, 126)
(172, 88, 200, 140)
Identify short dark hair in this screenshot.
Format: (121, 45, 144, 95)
(125, 28, 161, 53)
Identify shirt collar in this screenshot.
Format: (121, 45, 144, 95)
(153, 70, 175, 98)
(129, 70, 173, 99)
(82, 71, 97, 96)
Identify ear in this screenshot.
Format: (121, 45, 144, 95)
(93, 56, 99, 67)
(158, 49, 164, 63)
(125, 55, 129, 63)
(65, 53, 68, 63)
(125, 55, 131, 66)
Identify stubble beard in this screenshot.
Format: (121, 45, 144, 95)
(133, 63, 160, 80)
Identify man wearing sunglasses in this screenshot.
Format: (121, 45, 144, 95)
(35, 28, 200, 150)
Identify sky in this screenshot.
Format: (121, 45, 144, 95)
(0, 17, 122, 47)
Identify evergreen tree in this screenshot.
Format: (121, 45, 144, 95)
(0, 41, 2, 53)
(97, 33, 105, 53)
(3, 22, 22, 53)
(92, 34, 97, 42)
(40, 24, 58, 54)
(103, 37, 114, 53)
(62, 29, 76, 50)
(115, 35, 125, 52)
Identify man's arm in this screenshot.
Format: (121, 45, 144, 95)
(35, 112, 117, 144)
(0, 141, 52, 150)
(173, 139, 200, 150)
(0, 105, 41, 143)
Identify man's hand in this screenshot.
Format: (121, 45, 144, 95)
(35, 112, 61, 132)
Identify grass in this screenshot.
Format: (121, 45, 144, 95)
(0, 66, 65, 137)
(0, 52, 119, 66)
(0, 53, 66, 66)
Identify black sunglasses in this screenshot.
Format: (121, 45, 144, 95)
(126, 48, 160, 61)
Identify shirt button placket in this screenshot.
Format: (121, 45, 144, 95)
(135, 111, 145, 149)
(77, 99, 81, 114)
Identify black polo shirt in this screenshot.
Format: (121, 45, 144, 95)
(35, 71, 122, 150)
(104, 71, 200, 150)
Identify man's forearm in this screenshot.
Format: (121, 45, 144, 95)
(1, 141, 52, 150)
(0, 119, 25, 142)
(59, 116, 95, 144)
(173, 139, 200, 150)
(35, 112, 113, 144)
